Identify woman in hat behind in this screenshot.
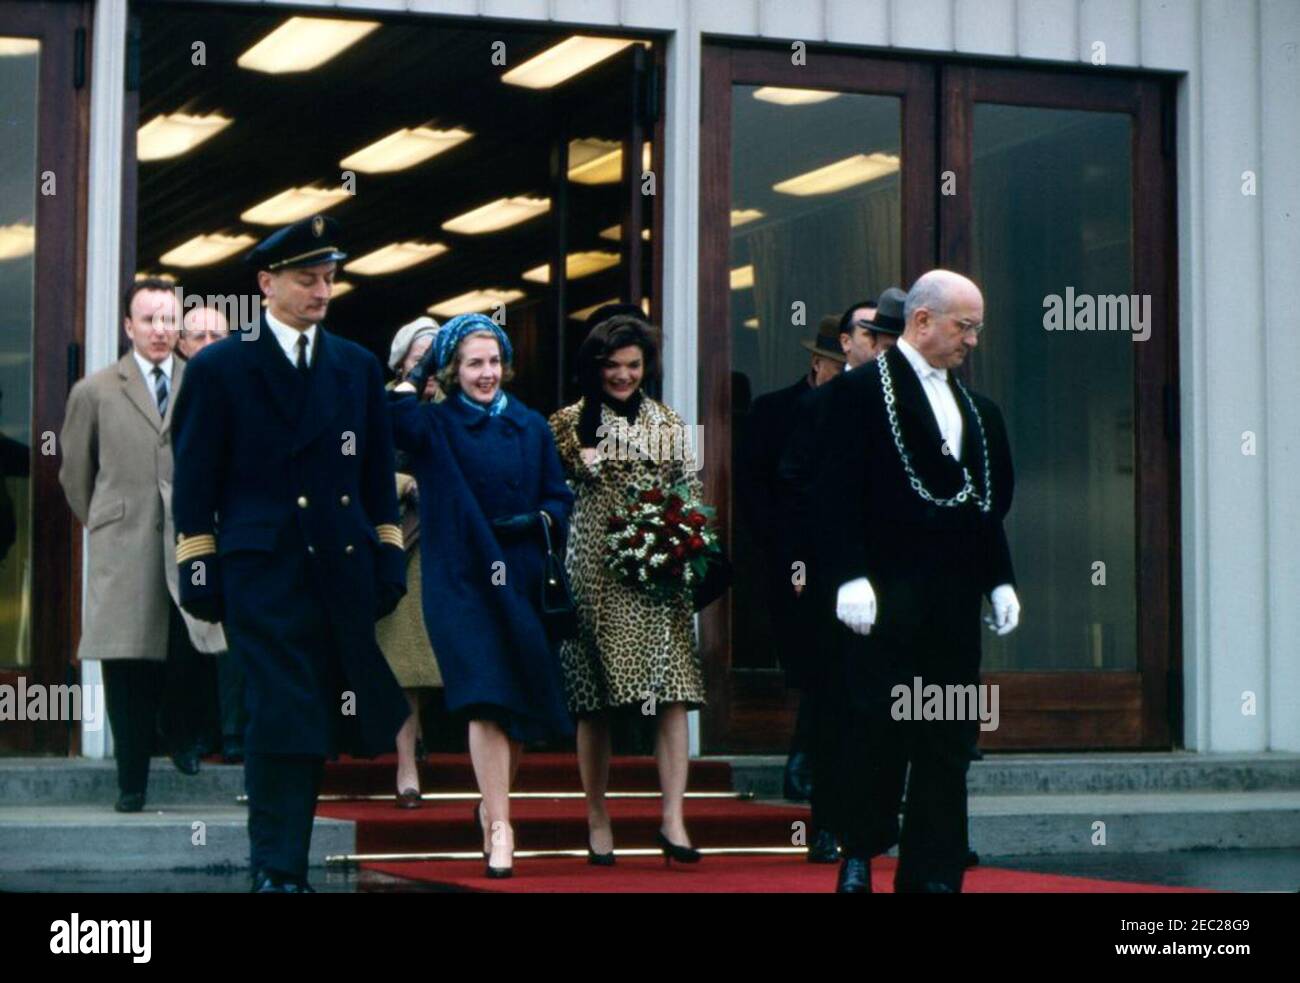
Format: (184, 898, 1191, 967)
(390, 313, 574, 877)
(548, 312, 708, 866)
(377, 317, 444, 809)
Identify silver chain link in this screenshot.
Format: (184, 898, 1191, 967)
(877, 352, 993, 514)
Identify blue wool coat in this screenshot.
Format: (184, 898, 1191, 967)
(171, 318, 409, 757)
(391, 393, 575, 743)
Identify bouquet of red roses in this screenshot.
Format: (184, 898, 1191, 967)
(604, 481, 721, 603)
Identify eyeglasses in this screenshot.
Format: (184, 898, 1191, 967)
(950, 315, 984, 337)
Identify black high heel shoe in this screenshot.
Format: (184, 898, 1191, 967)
(587, 842, 617, 866)
(656, 830, 701, 866)
(485, 862, 513, 880)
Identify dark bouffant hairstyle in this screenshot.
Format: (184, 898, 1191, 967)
(576, 315, 662, 396)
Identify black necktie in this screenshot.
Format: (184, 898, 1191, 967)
(296, 335, 310, 375)
(152, 366, 168, 417)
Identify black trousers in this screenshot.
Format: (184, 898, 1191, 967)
(216, 647, 249, 742)
(838, 611, 983, 892)
(101, 603, 208, 795)
(244, 752, 326, 881)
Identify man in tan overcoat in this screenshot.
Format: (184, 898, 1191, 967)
(59, 278, 225, 812)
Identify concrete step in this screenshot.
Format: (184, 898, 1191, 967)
(0, 757, 245, 807)
(724, 752, 1300, 799)
(0, 804, 353, 872)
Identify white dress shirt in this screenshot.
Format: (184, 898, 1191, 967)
(895, 337, 963, 461)
(132, 350, 174, 414)
(265, 309, 317, 369)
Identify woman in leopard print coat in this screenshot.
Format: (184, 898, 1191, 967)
(548, 313, 707, 864)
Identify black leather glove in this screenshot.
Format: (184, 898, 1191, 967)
(491, 511, 541, 541)
(404, 342, 440, 400)
(182, 595, 224, 625)
(375, 580, 405, 620)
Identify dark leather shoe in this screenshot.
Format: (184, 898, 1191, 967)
(114, 792, 145, 813)
(783, 751, 813, 802)
(965, 850, 979, 868)
(221, 739, 244, 764)
(396, 788, 423, 810)
(836, 856, 872, 893)
(807, 828, 840, 864)
(251, 869, 315, 893)
(171, 748, 201, 776)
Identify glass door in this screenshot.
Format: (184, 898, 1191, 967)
(0, 1, 88, 753)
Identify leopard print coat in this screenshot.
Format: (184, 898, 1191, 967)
(548, 396, 707, 714)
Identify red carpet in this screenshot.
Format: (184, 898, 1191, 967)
(362, 855, 1212, 893)
(319, 755, 1208, 893)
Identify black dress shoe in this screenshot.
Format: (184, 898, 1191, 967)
(221, 739, 245, 764)
(807, 828, 840, 864)
(836, 856, 872, 893)
(965, 850, 980, 868)
(783, 751, 813, 802)
(114, 792, 146, 813)
(251, 869, 315, 893)
(171, 748, 201, 776)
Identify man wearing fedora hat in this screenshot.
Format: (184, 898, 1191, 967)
(170, 214, 410, 892)
(839, 288, 905, 369)
(735, 316, 845, 853)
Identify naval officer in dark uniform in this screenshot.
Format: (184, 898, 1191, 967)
(170, 215, 409, 892)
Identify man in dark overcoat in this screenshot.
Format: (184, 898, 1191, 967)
(170, 215, 409, 892)
(800, 270, 1021, 893)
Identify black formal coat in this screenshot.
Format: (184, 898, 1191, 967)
(735, 375, 814, 685)
(170, 316, 409, 757)
(796, 346, 1016, 699)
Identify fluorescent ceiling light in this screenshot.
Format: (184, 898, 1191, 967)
(502, 36, 646, 90)
(134, 270, 177, 283)
(753, 87, 841, 106)
(743, 317, 759, 329)
(241, 186, 351, 225)
(599, 224, 651, 242)
(0, 39, 41, 57)
(137, 113, 232, 162)
(568, 140, 653, 185)
(442, 196, 550, 235)
(160, 233, 257, 268)
(522, 251, 620, 284)
(730, 265, 754, 290)
(345, 242, 448, 276)
(730, 208, 765, 227)
(429, 289, 527, 319)
(773, 152, 900, 196)
(0, 224, 36, 260)
(339, 127, 472, 174)
(237, 17, 379, 74)
(330, 281, 354, 299)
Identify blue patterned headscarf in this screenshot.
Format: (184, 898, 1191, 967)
(433, 313, 514, 371)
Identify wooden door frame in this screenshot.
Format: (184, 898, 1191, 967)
(0, 0, 91, 754)
(939, 63, 1179, 749)
(698, 43, 937, 752)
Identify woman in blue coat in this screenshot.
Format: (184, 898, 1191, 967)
(391, 313, 574, 877)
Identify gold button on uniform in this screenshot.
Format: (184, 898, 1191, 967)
(297, 496, 309, 508)
(340, 495, 350, 506)
(345, 544, 355, 555)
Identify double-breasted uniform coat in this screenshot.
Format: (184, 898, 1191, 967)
(801, 344, 1016, 891)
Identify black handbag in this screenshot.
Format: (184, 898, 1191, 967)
(538, 511, 579, 641)
(692, 548, 734, 612)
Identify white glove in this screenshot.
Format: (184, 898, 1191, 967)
(989, 584, 1020, 636)
(836, 578, 877, 635)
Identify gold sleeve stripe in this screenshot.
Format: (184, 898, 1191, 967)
(376, 524, 404, 549)
(176, 533, 217, 564)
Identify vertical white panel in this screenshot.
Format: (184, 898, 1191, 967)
(553, 0, 621, 25)
(1016, 0, 1079, 60)
(954, 0, 1016, 56)
(694, 0, 760, 36)
(757, 0, 825, 41)
(825, 0, 890, 46)
(1140, 0, 1197, 70)
(1078, 0, 1140, 65)
(890, 0, 953, 51)
(480, 0, 550, 21)
(1199, 0, 1267, 752)
(1261, 0, 1300, 751)
(621, 0, 685, 30)
(408, 0, 483, 15)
